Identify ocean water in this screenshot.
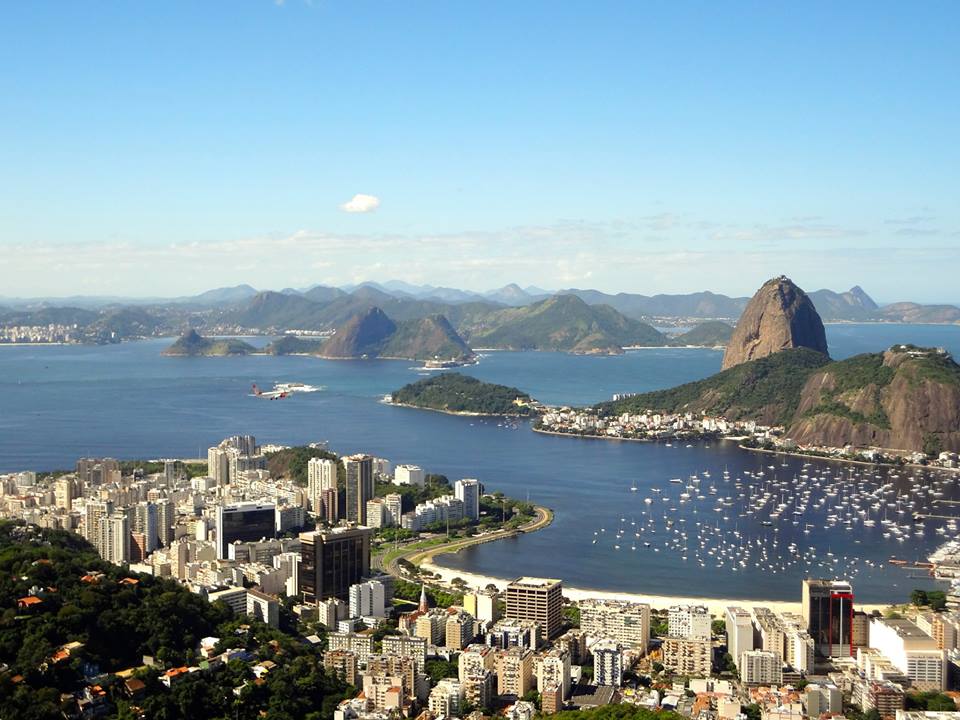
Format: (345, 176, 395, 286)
(1, 323, 959, 601)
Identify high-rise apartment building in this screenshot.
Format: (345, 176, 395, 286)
(725, 606, 755, 671)
(741, 650, 783, 686)
(535, 648, 571, 698)
(495, 647, 534, 697)
(349, 579, 386, 618)
(506, 577, 563, 641)
(54, 477, 75, 511)
(133, 501, 158, 555)
(298, 526, 372, 604)
(155, 498, 174, 547)
(455, 478, 481, 521)
(207, 446, 232, 486)
(101, 513, 130, 564)
(343, 454, 374, 525)
(308, 457, 338, 515)
(593, 640, 624, 687)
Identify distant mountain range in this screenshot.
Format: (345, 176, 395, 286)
(3, 281, 959, 350)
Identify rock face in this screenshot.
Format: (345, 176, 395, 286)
(787, 347, 960, 453)
(722, 276, 829, 370)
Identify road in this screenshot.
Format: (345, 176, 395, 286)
(376, 505, 553, 579)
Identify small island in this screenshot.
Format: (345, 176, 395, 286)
(162, 329, 256, 356)
(389, 372, 537, 416)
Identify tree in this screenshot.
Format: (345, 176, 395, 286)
(911, 589, 929, 607)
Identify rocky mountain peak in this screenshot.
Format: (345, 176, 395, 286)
(721, 276, 829, 370)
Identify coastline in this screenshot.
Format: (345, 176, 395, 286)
(386, 400, 528, 418)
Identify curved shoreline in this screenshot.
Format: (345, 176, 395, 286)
(379, 505, 553, 577)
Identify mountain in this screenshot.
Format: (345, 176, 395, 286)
(263, 335, 326, 355)
(465, 294, 669, 354)
(187, 284, 258, 306)
(560, 289, 749, 320)
(162, 329, 255, 356)
(879, 302, 960, 324)
(319, 308, 473, 361)
(381, 315, 474, 361)
(600, 348, 831, 425)
(222, 291, 325, 330)
(301, 285, 348, 303)
(721, 276, 829, 370)
(672, 321, 735, 347)
(807, 286, 879, 321)
(787, 346, 960, 454)
(484, 283, 542, 306)
(319, 307, 397, 358)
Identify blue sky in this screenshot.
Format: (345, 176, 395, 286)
(1, 2, 958, 302)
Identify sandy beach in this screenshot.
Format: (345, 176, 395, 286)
(421, 560, 885, 616)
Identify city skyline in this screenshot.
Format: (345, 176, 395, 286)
(1, 2, 958, 300)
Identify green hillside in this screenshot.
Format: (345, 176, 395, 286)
(0, 522, 352, 720)
(162, 330, 255, 356)
(263, 334, 325, 355)
(671, 321, 734, 347)
(598, 348, 831, 425)
(466, 295, 669, 353)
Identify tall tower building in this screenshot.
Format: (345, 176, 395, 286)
(455, 479, 482, 521)
(155, 498, 174, 547)
(803, 579, 855, 658)
(54, 477, 75, 512)
(343, 454, 374, 525)
(133, 502, 158, 555)
(298, 526, 372, 604)
(100, 513, 130, 565)
(84, 499, 114, 556)
(725, 606, 755, 671)
(207, 446, 231, 486)
(308, 457, 338, 515)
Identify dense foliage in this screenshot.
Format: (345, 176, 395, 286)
(264, 335, 325, 355)
(392, 372, 533, 415)
(0, 522, 352, 720)
(554, 704, 686, 720)
(162, 329, 255, 356)
(598, 348, 831, 424)
(266, 446, 344, 487)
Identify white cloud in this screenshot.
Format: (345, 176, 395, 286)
(340, 193, 381, 214)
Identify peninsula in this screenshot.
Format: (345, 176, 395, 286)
(390, 372, 537, 416)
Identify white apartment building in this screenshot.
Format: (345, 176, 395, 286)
(669, 604, 712, 641)
(581, 599, 651, 652)
(394, 464, 425, 487)
(741, 650, 783, 686)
